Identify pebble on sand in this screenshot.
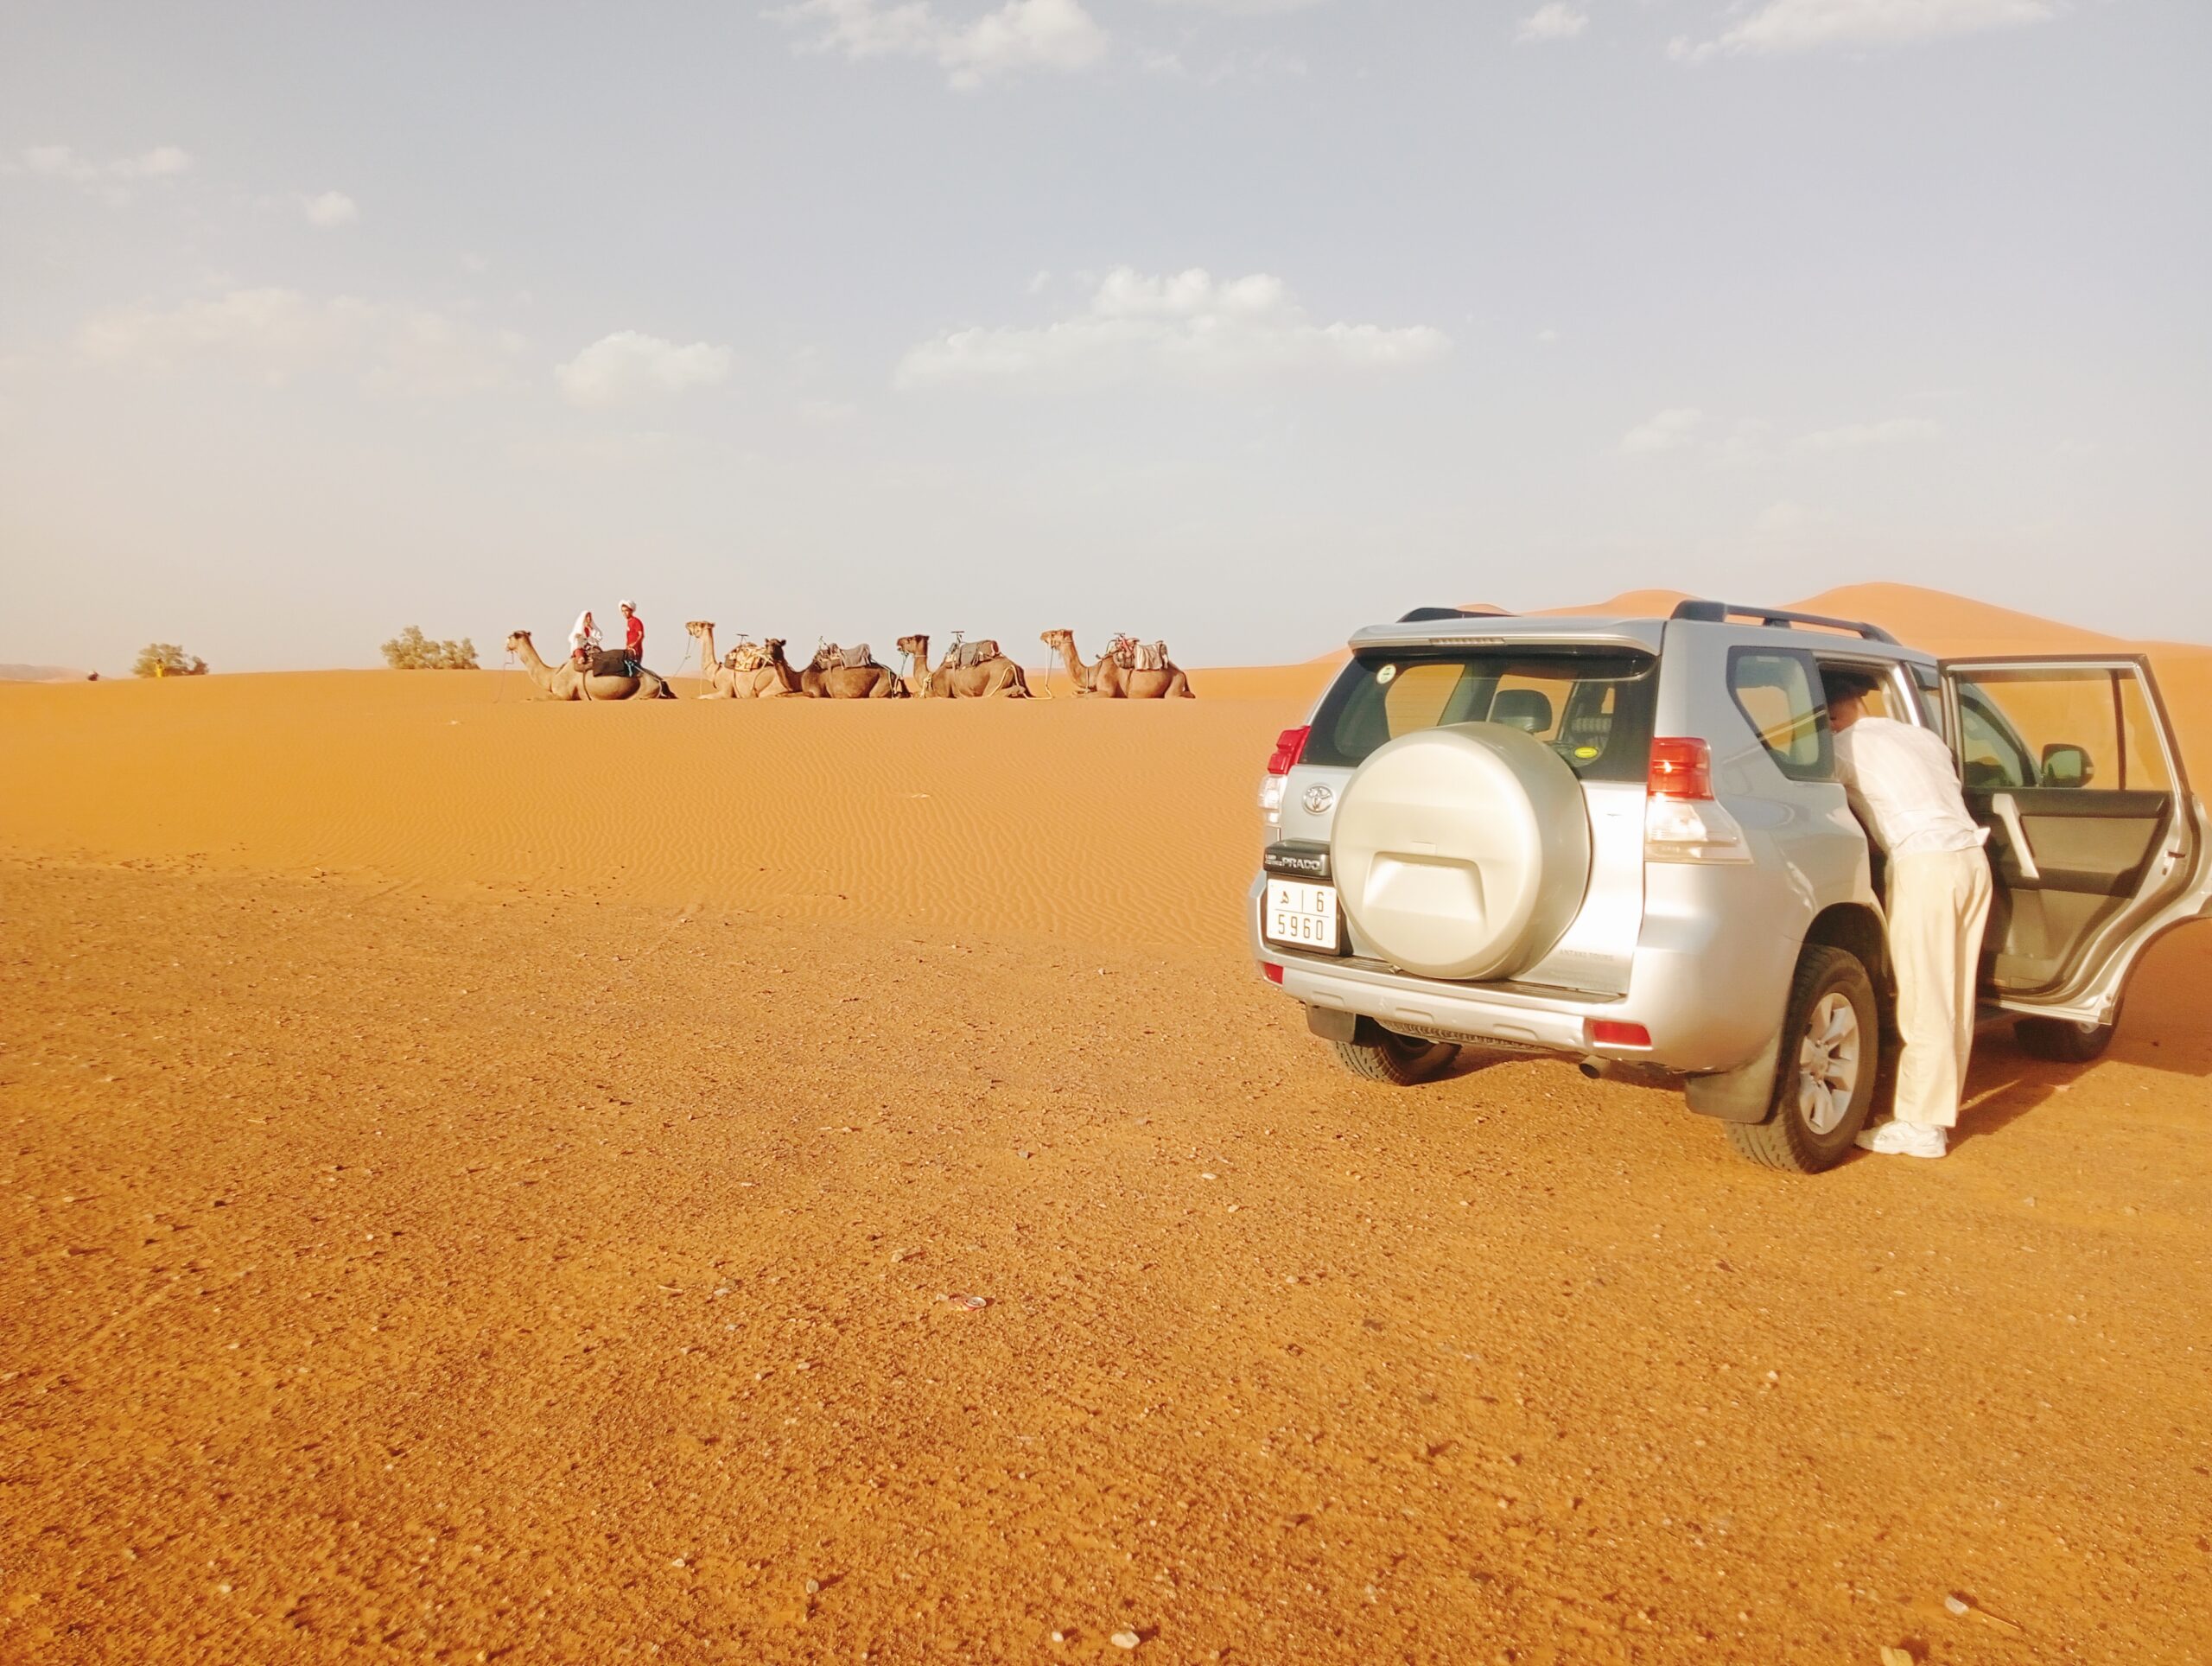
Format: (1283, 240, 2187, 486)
(1110, 1631, 1140, 1650)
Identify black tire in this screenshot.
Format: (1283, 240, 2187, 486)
(1330, 1028, 1460, 1086)
(1723, 945, 1879, 1173)
(2014, 1015, 2115, 1063)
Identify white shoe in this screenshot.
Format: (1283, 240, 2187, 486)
(1855, 1120, 1948, 1159)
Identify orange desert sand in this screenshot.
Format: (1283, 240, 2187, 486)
(3, 586, 2209, 1665)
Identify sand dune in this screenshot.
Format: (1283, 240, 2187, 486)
(4, 594, 2209, 1663)
(0, 671, 1303, 951)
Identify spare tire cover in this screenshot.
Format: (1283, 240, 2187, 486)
(1332, 722, 1592, 981)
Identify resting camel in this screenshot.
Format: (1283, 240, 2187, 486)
(802, 645, 907, 700)
(1039, 630, 1195, 699)
(683, 623, 807, 698)
(684, 622, 804, 699)
(895, 634, 1033, 699)
(505, 630, 674, 701)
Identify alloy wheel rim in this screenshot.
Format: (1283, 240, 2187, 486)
(1795, 992, 1861, 1135)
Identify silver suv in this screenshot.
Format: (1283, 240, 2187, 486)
(1251, 600, 2212, 1171)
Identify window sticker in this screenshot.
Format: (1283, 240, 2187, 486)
(1375, 664, 1397, 685)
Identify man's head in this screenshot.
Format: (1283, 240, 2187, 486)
(620, 600, 636, 616)
(1825, 669, 1881, 730)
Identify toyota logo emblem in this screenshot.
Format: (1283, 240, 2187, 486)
(1301, 784, 1335, 815)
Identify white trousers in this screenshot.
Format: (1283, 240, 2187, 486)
(1888, 846, 1994, 1129)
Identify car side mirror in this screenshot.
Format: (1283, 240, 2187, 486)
(2039, 742, 2094, 789)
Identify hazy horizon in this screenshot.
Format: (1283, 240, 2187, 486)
(4, 0, 2208, 674)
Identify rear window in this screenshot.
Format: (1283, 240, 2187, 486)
(1303, 649, 1659, 782)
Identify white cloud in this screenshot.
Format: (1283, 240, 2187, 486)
(771, 0, 1108, 91)
(1620, 407, 1704, 455)
(10, 143, 191, 188)
(1516, 3, 1589, 44)
(1143, 43, 1308, 82)
(1146, 0, 1321, 12)
(1535, 327, 1560, 345)
(79, 288, 524, 397)
(302, 190, 359, 227)
(896, 266, 1449, 390)
(1673, 0, 2055, 60)
(1796, 416, 1942, 451)
(556, 331, 733, 408)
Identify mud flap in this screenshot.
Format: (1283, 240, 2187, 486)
(1684, 1027, 1782, 1123)
(1305, 1005, 1357, 1044)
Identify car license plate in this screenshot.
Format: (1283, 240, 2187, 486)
(1265, 880, 1339, 952)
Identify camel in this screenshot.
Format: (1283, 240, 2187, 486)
(683, 623, 807, 698)
(802, 645, 908, 699)
(1039, 630, 1196, 699)
(895, 634, 1033, 699)
(505, 630, 675, 701)
(685, 622, 800, 698)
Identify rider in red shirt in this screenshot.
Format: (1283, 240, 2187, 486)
(620, 601, 644, 669)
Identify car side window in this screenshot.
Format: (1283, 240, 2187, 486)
(1728, 649, 1831, 781)
(1956, 685, 2035, 791)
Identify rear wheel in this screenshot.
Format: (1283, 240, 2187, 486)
(1330, 1026, 1460, 1086)
(2014, 1014, 2115, 1063)
(1724, 945, 1878, 1173)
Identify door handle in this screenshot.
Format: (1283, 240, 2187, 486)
(1991, 792, 2041, 881)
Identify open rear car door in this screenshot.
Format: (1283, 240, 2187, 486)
(1941, 655, 2212, 1036)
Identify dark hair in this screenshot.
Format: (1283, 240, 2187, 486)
(1824, 669, 1881, 704)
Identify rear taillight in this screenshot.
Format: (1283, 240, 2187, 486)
(1260, 725, 1311, 825)
(1261, 962, 1285, 985)
(1643, 737, 1751, 864)
(1588, 1019, 1652, 1049)
(1647, 737, 1713, 799)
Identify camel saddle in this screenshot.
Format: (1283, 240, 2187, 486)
(1110, 638, 1170, 672)
(949, 639, 1001, 669)
(586, 648, 636, 677)
(823, 642, 875, 671)
(727, 642, 769, 672)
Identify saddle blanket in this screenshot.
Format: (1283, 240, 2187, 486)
(950, 639, 1001, 669)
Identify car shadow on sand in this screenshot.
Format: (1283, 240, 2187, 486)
(1944, 923, 2211, 1151)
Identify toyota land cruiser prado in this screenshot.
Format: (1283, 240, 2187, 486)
(1251, 600, 2212, 1171)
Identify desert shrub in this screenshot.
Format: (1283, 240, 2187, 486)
(132, 644, 209, 678)
(381, 626, 480, 671)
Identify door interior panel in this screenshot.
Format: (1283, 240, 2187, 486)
(1963, 787, 2178, 996)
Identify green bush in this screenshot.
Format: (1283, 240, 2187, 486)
(381, 626, 480, 671)
(132, 643, 209, 678)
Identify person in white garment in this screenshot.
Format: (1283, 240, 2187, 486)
(1827, 671, 1993, 1159)
(568, 609, 601, 670)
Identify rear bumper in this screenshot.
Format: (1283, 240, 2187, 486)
(1249, 871, 1795, 1075)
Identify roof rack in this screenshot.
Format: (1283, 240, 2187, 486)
(1669, 599, 1897, 644)
(1397, 606, 1515, 624)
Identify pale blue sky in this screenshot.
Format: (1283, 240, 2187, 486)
(3, 0, 2207, 672)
